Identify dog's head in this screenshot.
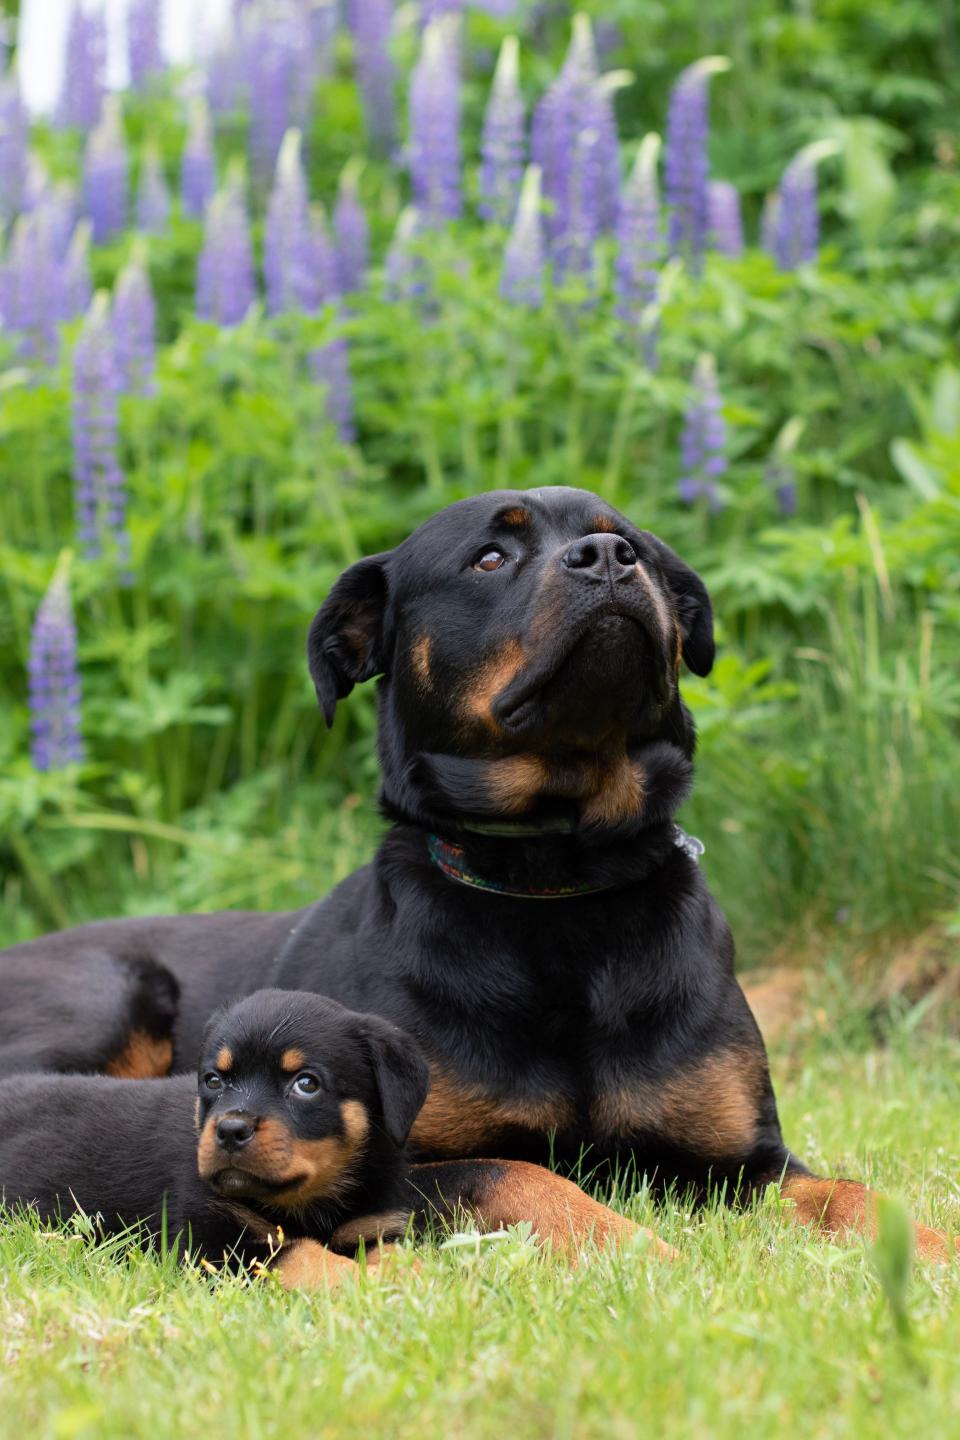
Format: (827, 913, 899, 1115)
(196, 989, 428, 1211)
(308, 487, 713, 833)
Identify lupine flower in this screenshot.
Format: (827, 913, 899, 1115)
(679, 354, 726, 510)
(28, 556, 85, 772)
(72, 293, 129, 562)
(62, 222, 93, 320)
(772, 142, 836, 271)
(765, 456, 797, 517)
(112, 252, 156, 394)
(384, 207, 423, 301)
(23, 164, 79, 258)
(136, 146, 171, 233)
(664, 56, 730, 273)
(479, 36, 525, 226)
(333, 167, 370, 294)
(760, 192, 780, 256)
(707, 179, 743, 257)
(264, 129, 320, 315)
(0, 71, 27, 222)
(196, 182, 257, 325)
(530, 16, 620, 281)
(0, 210, 63, 364)
(127, 0, 164, 88)
(58, 1, 107, 130)
(248, 7, 312, 182)
(308, 0, 339, 79)
(181, 100, 216, 219)
(310, 338, 355, 442)
(83, 99, 129, 244)
(347, 0, 397, 156)
(310, 204, 341, 303)
(409, 18, 461, 225)
(501, 164, 544, 307)
(615, 133, 661, 367)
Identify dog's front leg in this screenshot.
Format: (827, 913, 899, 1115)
(778, 1173, 957, 1261)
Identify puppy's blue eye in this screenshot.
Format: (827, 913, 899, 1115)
(291, 1072, 321, 1097)
(203, 1072, 222, 1091)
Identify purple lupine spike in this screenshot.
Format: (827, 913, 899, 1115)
(181, 100, 216, 219)
(333, 167, 370, 294)
(307, 0, 339, 80)
(679, 354, 726, 510)
(112, 252, 156, 394)
(196, 181, 257, 325)
(62, 222, 94, 320)
(127, 0, 164, 88)
(309, 338, 355, 442)
(615, 133, 661, 368)
(83, 99, 129, 244)
(764, 456, 797, 517)
(264, 129, 321, 315)
(72, 292, 129, 562)
(28, 557, 85, 772)
(310, 204, 341, 303)
(384, 207, 423, 301)
(49, 182, 80, 259)
(501, 164, 544, 307)
(772, 143, 836, 270)
(0, 210, 64, 364)
(347, 0, 397, 157)
(409, 17, 461, 225)
(479, 36, 525, 226)
(136, 146, 171, 233)
(530, 16, 621, 281)
(58, 1, 107, 130)
(707, 179, 743, 257)
(0, 70, 28, 223)
(664, 56, 730, 273)
(760, 192, 780, 257)
(248, 8, 310, 182)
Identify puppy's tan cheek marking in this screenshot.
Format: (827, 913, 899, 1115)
(341, 1099, 370, 1147)
(273, 1101, 370, 1210)
(410, 634, 432, 690)
(215, 1047, 233, 1072)
(196, 1115, 220, 1179)
(281, 1048, 306, 1073)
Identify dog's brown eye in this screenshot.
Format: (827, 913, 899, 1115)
(292, 1072, 321, 1097)
(474, 549, 505, 572)
(203, 1072, 222, 1091)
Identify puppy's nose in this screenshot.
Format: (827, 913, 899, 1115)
(562, 533, 637, 582)
(216, 1113, 256, 1152)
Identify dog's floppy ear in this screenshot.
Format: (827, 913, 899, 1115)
(355, 1012, 430, 1148)
(641, 533, 715, 677)
(307, 553, 391, 727)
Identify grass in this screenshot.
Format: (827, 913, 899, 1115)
(1, 971, 958, 1440)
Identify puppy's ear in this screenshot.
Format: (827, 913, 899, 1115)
(356, 1013, 430, 1148)
(307, 554, 391, 727)
(642, 534, 715, 677)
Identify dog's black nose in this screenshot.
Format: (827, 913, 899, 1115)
(216, 1113, 256, 1151)
(562, 533, 637, 582)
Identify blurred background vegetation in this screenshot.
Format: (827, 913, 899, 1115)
(0, 0, 958, 964)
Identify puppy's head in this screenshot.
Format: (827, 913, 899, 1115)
(308, 487, 713, 832)
(196, 989, 428, 1212)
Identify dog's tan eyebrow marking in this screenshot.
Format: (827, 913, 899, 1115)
(591, 514, 618, 533)
(216, 1047, 233, 1071)
(496, 507, 532, 529)
(281, 1048, 306, 1073)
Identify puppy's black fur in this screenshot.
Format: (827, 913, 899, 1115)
(0, 487, 952, 1257)
(0, 990, 428, 1275)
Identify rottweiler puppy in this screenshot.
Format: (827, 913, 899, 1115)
(0, 989, 435, 1287)
(0, 487, 953, 1260)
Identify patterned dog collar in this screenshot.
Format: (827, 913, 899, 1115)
(427, 827, 704, 900)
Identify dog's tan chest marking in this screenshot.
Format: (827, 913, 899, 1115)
(410, 1069, 575, 1156)
(591, 1049, 764, 1159)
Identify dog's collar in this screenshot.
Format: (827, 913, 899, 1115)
(427, 827, 704, 899)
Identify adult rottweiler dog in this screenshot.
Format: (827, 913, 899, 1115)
(0, 487, 952, 1260)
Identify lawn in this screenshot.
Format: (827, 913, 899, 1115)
(2, 973, 958, 1440)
